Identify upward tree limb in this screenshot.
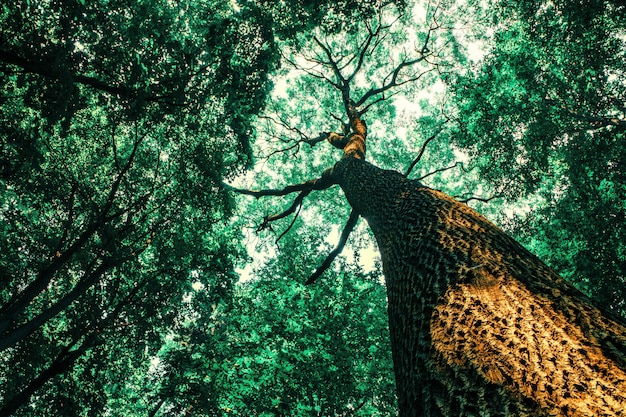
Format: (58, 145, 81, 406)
(281, 3, 442, 125)
(321, 27, 435, 118)
(313, 36, 351, 108)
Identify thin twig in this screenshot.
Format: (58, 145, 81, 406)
(313, 36, 347, 90)
(275, 201, 303, 245)
(359, 92, 397, 115)
(416, 161, 463, 182)
(356, 63, 432, 107)
(347, 21, 387, 83)
(457, 195, 502, 204)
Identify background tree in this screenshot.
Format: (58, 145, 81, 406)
(0, 0, 264, 412)
(0, 0, 398, 414)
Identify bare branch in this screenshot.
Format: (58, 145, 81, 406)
(275, 202, 303, 245)
(404, 127, 445, 177)
(329, 112, 348, 129)
(257, 114, 329, 158)
(280, 49, 338, 87)
(313, 36, 347, 89)
(257, 188, 311, 232)
(347, 20, 388, 83)
(223, 171, 339, 236)
(260, 114, 309, 141)
(262, 134, 329, 159)
(359, 92, 397, 115)
(544, 97, 626, 131)
(313, 36, 357, 114)
(337, 52, 358, 73)
(416, 161, 463, 182)
(305, 210, 360, 285)
(356, 60, 432, 107)
(351, 7, 442, 111)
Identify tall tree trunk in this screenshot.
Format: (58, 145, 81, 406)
(333, 155, 626, 416)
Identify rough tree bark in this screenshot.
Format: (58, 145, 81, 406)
(330, 117, 626, 416)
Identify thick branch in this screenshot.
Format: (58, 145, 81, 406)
(0, 49, 177, 104)
(221, 174, 335, 199)
(305, 210, 359, 285)
(0, 340, 88, 416)
(0, 133, 144, 335)
(0, 258, 105, 352)
(0, 275, 151, 415)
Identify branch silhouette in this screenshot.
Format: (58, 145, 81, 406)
(306, 209, 360, 285)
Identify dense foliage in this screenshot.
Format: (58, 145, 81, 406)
(449, 0, 626, 313)
(0, 0, 395, 414)
(1, 0, 625, 415)
(0, 0, 274, 413)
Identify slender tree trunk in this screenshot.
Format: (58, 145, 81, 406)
(333, 155, 626, 416)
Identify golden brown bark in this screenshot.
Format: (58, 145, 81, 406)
(332, 122, 626, 416)
(327, 117, 367, 159)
